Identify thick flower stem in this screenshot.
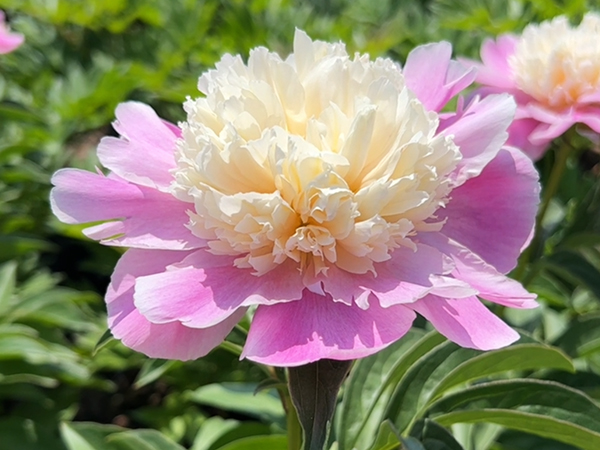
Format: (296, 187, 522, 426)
(287, 359, 353, 450)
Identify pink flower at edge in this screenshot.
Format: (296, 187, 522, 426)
(0, 11, 24, 54)
(461, 14, 600, 160)
(50, 31, 540, 367)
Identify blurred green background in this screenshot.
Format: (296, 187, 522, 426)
(1, 1, 600, 449)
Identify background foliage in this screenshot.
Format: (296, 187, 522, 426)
(1, 0, 600, 449)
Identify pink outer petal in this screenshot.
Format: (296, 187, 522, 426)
(439, 147, 540, 274)
(97, 102, 180, 190)
(404, 42, 476, 112)
(241, 289, 417, 367)
(523, 103, 575, 146)
(50, 169, 202, 250)
(460, 35, 519, 90)
(0, 11, 23, 54)
(134, 251, 305, 329)
(410, 295, 519, 350)
(506, 118, 551, 161)
(575, 106, 600, 134)
(442, 94, 515, 185)
(320, 243, 474, 309)
(421, 233, 538, 309)
(107, 249, 245, 361)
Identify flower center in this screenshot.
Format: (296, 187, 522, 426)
(171, 31, 460, 283)
(510, 14, 600, 110)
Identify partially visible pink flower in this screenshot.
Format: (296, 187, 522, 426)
(51, 31, 539, 366)
(462, 14, 600, 160)
(0, 11, 23, 54)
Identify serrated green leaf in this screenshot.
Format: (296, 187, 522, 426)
(430, 379, 600, 450)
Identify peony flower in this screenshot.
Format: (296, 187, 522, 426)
(462, 13, 600, 160)
(0, 11, 23, 54)
(51, 31, 539, 366)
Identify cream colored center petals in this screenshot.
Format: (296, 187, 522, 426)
(510, 14, 600, 109)
(171, 31, 460, 283)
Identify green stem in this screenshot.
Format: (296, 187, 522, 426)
(286, 390, 303, 450)
(536, 141, 571, 237)
(514, 139, 571, 281)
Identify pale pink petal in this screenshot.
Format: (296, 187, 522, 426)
(439, 147, 540, 274)
(442, 94, 515, 184)
(0, 11, 23, 54)
(410, 295, 520, 350)
(50, 169, 202, 250)
(506, 118, 550, 160)
(97, 102, 179, 190)
(241, 290, 417, 366)
(462, 35, 518, 89)
(421, 233, 538, 309)
(51, 169, 144, 223)
(321, 243, 473, 309)
(573, 106, 600, 134)
(404, 42, 476, 112)
(107, 249, 244, 361)
(134, 251, 305, 328)
(523, 103, 575, 145)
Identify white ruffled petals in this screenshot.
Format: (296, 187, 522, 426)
(171, 30, 461, 279)
(511, 13, 600, 109)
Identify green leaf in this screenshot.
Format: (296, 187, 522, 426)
(368, 421, 423, 450)
(108, 429, 185, 450)
(0, 261, 17, 315)
(215, 435, 287, 450)
(60, 422, 123, 450)
(544, 250, 600, 300)
(430, 343, 575, 398)
(192, 417, 241, 450)
(430, 379, 600, 450)
(384, 336, 570, 435)
(60, 422, 100, 450)
(410, 420, 464, 450)
(553, 314, 600, 358)
(188, 383, 285, 424)
(337, 330, 444, 450)
(0, 103, 45, 124)
(133, 359, 178, 389)
(93, 329, 117, 356)
(288, 359, 352, 450)
(384, 340, 481, 434)
(192, 418, 272, 450)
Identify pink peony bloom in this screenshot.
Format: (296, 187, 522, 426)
(462, 14, 600, 160)
(0, 11, 23, 54)
(51, 31, 540, 366)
